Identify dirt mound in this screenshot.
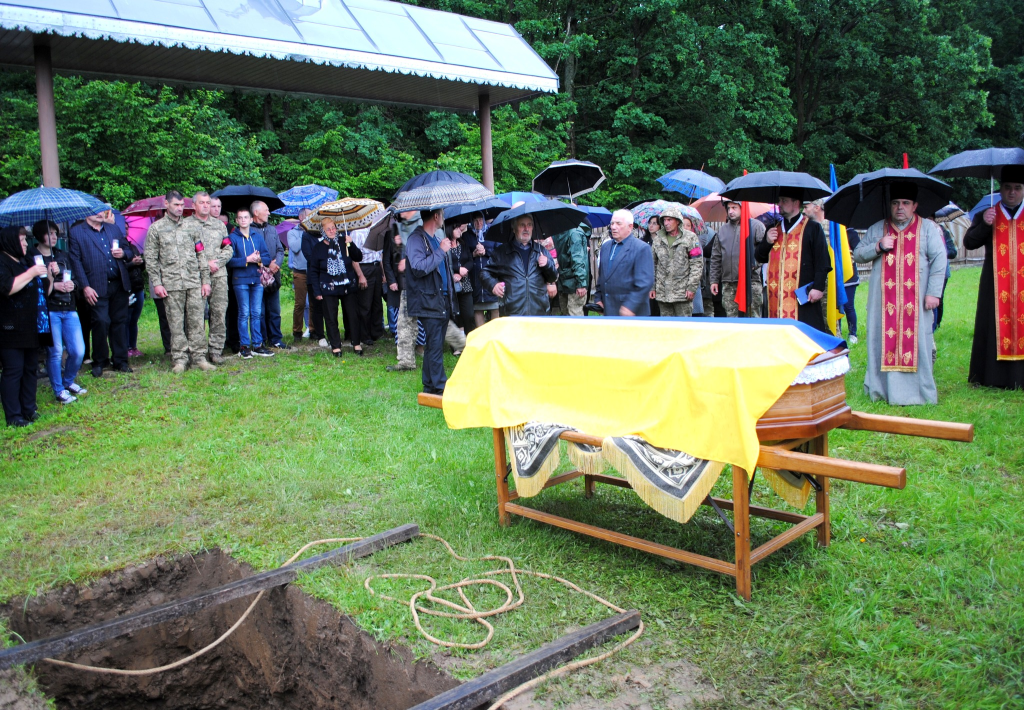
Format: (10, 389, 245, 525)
(2, 549, 458, 709)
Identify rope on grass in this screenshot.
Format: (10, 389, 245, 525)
(41, 538, 363, 676)
(364, 534, 644, 710)
(42, 534, 643, 710)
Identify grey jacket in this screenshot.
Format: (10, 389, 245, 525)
(286, 226, 307, 271)
(710, 219, 765, 285)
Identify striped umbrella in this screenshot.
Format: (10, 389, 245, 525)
(391, 181, 492, 213)
(274, 184, 340, 216)
(630, 200, 705, 235)
(302, 198, 386, 233)
(0, 187, 108, 227)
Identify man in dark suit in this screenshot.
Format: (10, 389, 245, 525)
(595, 209, 655, 317)
(69, 207, 133, 377)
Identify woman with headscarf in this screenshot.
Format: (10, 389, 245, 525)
(0, 225, 53, 426)
(307, 218, 364, 358)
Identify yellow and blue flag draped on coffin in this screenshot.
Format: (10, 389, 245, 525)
(442, 318, 829, 475)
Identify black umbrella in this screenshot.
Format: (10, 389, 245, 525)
(720, 170, 831, 204)
(823, 168, 952, 230)
(444, 196, 511, 224)
(488, 199, 588, 242)
(929, 147, 1024, 211)
(211, 185, 284, 213)
(532, 160, 606, 199)
(393, 170, 485, 200)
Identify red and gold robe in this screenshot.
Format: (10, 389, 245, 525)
(993, 203, 1024, 360)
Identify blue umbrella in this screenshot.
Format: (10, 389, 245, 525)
(444, 196, 511, 223)
(721, 171, 832, 204)
(969, 194, 1001, 221)
(495, 191, 547, 204)
(0, 187, 107, 227)
(575, 205, 612, 228)
(273, 184, 339, 216)
(828, 165, 848, 312)
(657, 169, 726, 199)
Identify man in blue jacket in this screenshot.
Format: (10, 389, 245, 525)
(595, 209, 655, 316)
(405, 208, 457, 395)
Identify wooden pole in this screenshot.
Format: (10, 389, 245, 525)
(493, 428, 510, 526)
(479, 93, 494, 192)
(408, 610, 641, 710)
(812, 434, 831, 547)
(33, 35, 61, 188)
(733, 466, 752, 601)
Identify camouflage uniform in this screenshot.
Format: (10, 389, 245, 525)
(146, 213, 211, 368)
(651, 225, 703, 317)
(721, 281, 763, 318)
(185, 215, 232, 358)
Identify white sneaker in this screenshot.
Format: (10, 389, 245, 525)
(318, 338, 329, 348)
(56, 390, 77, 404)
(302, 329, 310, 338)
(848, 334, 858, 344)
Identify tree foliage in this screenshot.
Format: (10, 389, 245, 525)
(0, 0, 1015, 209)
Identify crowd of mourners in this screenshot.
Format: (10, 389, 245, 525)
(2, 171, 1022, 428)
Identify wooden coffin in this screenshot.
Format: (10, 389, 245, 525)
(756, 349, 851, 441)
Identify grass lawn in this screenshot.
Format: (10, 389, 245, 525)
(1, 267, 1022, 709)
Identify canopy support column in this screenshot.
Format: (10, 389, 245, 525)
(33, 35, 60, 188)
(479, 93, 493, 192)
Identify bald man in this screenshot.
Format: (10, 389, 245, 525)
(594, 209, 654, 316)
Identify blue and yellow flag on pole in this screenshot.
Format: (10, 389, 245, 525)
(825, 165, 853, 336)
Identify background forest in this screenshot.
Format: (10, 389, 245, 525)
(0, 0, 1020, 210)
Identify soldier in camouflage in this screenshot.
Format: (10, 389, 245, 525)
(651, 206, 703, 317)
(147, 190, 214, 374)
(185, 191, 232, 364)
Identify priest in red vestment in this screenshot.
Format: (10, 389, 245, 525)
(964, 165, 1024, 389)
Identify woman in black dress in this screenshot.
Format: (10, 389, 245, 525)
(0, 226, 53, 426)
(307, 218, 364, 358)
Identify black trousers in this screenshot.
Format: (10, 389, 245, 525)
(420, 316, 447, 394)
(76, 292, 93, 361)
(308, 294, 325, 340)
(91, 280, 130, 369)
(0, 347, 38, 424)
(454, 291, 475, 334)
(354, 262, 386, 342)
(322, 293, 362, 350)
(153, 297, 172, 353)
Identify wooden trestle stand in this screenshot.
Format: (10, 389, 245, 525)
(417, 370, 973, 600)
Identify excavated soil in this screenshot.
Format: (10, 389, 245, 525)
(1, 550, 459, 709)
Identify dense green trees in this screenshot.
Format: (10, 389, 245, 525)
(0, 0, 1016, 209)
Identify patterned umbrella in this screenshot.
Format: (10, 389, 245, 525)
(630, 200, 705, 234)
(390, 181, 492, 213)
(393, 170, 485, 199)
(302, 198, 386, 233)
(273, 184, 340, 216)
(0, 187, 107, 227)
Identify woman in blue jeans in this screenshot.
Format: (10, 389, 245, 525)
(227, 208, 273, 359)
(32, 221, 86, 404)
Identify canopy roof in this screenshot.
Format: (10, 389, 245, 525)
(0, 0, 559, 110)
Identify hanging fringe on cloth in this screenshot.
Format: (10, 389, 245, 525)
(566, 440, 607, 475)
(504, 422, 572, 497)
(760, 442, 814, 508)
(601, 437, 724, 524)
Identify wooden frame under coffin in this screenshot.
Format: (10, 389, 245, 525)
(417, 366, 973, 600)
